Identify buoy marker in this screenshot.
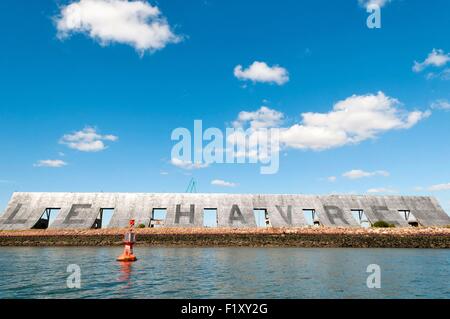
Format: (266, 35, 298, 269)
(117, 219, 138, 262)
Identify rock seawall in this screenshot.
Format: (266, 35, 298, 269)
(1, 227, 449, 248)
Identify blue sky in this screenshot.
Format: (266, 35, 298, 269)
(0, 0, 449, 216)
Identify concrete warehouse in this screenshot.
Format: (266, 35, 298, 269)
(0, 192, 449, 230)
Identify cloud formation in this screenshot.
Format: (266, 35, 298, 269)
(233, 93, 429, 152)
(343, 169, 390, 180)
(55, 0, 181, 54)
(234, 61, 289, 85)
(233, 106, 284, 130)
(426, 68, 450, 81)
(358, 0, 391, 9)
(171, 158, 209, 170)
(431, 99, 450, 110)
(327, 176, 337, 182)
(413, 49, 450, 73)
(367, 187, 396, 194)
(34, 160, 68, 168)
(60, 127, 118, 152)
(428, 183, 450, 192)
(211, 179, 237, 187)
(243, 92, 429, 151)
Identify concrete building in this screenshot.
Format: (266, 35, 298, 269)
(0, 192, 449, 230)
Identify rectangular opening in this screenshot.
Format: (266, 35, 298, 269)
(151, 209, 167, 228)
(351, 209, 370, 228)
(92, 208, 114, 229)
(254, 209, 270, 227)
(101, 209, 114, 228)
(398, 210, 411, 221)
(399, 210, 419, 226)
(203, 209, 218, 228)
(303, 209, 317, 226)
(33, 208, 61, 229)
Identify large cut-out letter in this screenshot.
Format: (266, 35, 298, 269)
(63, 204, 92, 225)
(175, 205, 195, 224)
(4, 203, 27, 224)
(229, 205, 246, 224)
(323, 205, 350, 225)
(276, 205, 292, 225)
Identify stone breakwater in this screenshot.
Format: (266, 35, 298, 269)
(0, 227, 449, 248)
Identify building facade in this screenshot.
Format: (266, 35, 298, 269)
(0, 192, 449, 230)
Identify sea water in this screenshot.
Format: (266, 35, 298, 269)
(0, 247, 448, 299)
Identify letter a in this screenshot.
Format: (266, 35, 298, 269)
(366, 264, 381, 289)
(367, 5, 381, 29)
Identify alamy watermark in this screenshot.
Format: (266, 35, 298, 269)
(367, 4, 382, 29)
(366, 264, 381, 289)
(171, 120, 280, 174)
(67, 264, 81, 289)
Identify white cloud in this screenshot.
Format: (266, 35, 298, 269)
(171, 158, 209, 170)
(233, 106, 284, 130)
(431, 99, 450, 110)
(343, 169, 390, 180)
(428, 183, 450, 192)
(55, 0, 181, 54)
(358, 0, 391, 9)
(234, 61, 289, 85)
(413, 49, 450, 73)
(211, 179, 237, 187)
(229, 92, 429, 157)
(34, 160, 68, 168)
(278, 92, 429, 150)
(60, 127, 118, 152)
(327, 176, 337, 182)
(367, 187, 397, 194)
(441, 69, 450, 80)
(426, 68, 450, 81)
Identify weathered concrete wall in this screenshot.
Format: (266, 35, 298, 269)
(0, 192, 449, 230)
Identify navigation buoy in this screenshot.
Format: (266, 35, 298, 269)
(117, 219, 138, 262)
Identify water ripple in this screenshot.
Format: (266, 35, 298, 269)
(0, 247, 449, 299)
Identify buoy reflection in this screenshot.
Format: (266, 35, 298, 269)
(118, 261, 134, 288)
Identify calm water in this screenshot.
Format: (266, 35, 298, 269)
(0, 247, 448, 299)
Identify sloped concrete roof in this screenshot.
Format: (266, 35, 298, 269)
(0, 192, 449, 230)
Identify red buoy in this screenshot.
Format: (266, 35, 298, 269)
(117, 219, 138, 262)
